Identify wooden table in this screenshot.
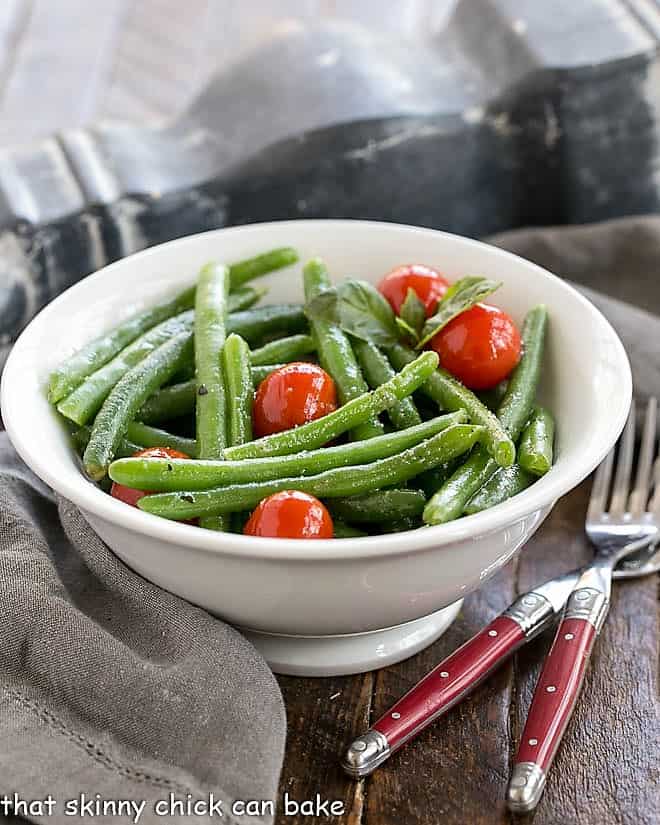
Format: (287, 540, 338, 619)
(1, 3, 658, 823)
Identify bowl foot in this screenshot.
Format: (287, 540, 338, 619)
(239, 600, 463, 677)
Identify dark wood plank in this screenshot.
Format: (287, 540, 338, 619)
(513, 479, 660, 825)
(276, 672, 372, 824)
(364, 569, 516, 825)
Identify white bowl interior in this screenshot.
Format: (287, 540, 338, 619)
(1, 220, 631, 560)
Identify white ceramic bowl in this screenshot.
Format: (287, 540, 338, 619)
(1, 220, 631, 676)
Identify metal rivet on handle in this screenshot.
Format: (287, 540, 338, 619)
(565, 633, 574, 640)
(391, 712, 400, 719)
(488, 630, 498, 637)
(546, 685, 556, 693)
(440, 671, 449, 678)
(528, 738, 538, 746)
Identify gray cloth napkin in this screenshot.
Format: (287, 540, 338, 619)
(1, 214, 660, 824)
(489, 215, 660, 413)
(0, 438, 285, 825)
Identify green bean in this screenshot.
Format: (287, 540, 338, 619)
(57, 299, 291, 428)
(138, 423, 483, 520)
(250, 335, 315, 366)
(422, 305, 549, 524)
(477, 380, 508, 412)
(251, 364, 286, 387)
(224, 351, 438, 460)
(414, 461, 462, 498)
(170, 361, 195, 384)
(518, 406, 554, 476)
(226, 304, 308, 345)
(138, 381, 197, 424)
(227, 285, 267, 312)
(496, 306, 548, 441)
(380, 517, 421, 533)
(49, 286, 196, 404)
(137, 364, 288, 424)
(82, 331, 193, 480)
(422, 447, 497, 525)
(195, 263, 230, 531)
(228, 246, 299, 289)
(464, 465, 535, 515)
(222, 333, 254, 533)
(386, 342, 514, 467)
(137, 304, 307, 406)
(352, 339, 422, 430)
(222, 334, 253, 446)
(57, 311, 194, 425)
(330, 490, 426, 524)
(333, 522, 368, 538)
(304, 259, 384, 440)
(124, 421, 197, 458)
(109, 412, 466, 491)
(71, 425, 143, 460)
(48, 247, 297, 404)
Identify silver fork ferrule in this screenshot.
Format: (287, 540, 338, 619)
(563, 587, 608, 631)
(503, 592, 556, 638)
(342, 730, 390, 778)
(507, 762, 547, 813)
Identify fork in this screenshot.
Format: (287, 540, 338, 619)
(507, 397, 659, 812)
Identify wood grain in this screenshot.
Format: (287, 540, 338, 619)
(277, 672, 372, 824)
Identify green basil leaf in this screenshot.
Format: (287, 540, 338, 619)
(400, 288, 426, 341)
(304, 288, 340, 325)
(307, 279, 399, 346)
(395, 316, 418, 342)
(416, 276, 501, 349)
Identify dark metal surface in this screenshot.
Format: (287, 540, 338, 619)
(1, 0, 660, 362)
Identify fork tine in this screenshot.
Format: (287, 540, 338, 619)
(587, 447, 615, 521)
(649, 456, 660, 515)
(630, 397, 658, 515)
(609, 402, 636, 515)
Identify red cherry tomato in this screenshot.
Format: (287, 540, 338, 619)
(244, 490, 334, 539)
(111, 446, 191, 508)
(378, 264, 450, 317)
(253, 362, 338, 438)
(430, 303, 521, 390)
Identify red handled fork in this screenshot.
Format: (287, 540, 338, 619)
(506, 399, 658, 811)
(341, 400, 659, 811)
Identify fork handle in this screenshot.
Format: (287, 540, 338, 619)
(507, 587, 609, 813)
(340, 616, 526, 777)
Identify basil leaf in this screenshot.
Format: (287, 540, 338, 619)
(395, 316, 418, 342)
(416, 276, 501, 349)
(306, 279, 399, 346)
(400, 288, 426, 342)
(304, 288, 340, 325)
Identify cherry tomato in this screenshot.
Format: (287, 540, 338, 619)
(430, 303, 521, 390)
(111, 446, 191, 508)
(244, 490, 334, 539)
(253, 362, 337, 438)
(378, 264, 450, 317)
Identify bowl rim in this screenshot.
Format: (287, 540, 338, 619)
(1, 219, 632, 561)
